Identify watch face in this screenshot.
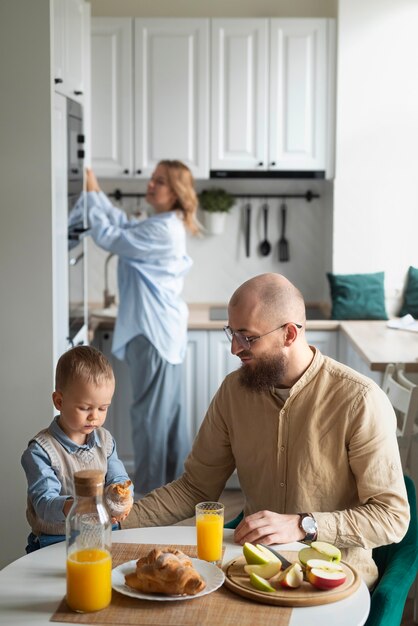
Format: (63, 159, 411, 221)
(302, 516, 317, 533)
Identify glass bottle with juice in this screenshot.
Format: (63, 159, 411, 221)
(66, 469, 112, 612)
(195, 502, 224, 565)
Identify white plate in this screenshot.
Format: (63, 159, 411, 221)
(112, 558, 225, 602)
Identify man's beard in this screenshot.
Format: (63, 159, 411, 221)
(238, 352, 287, 392)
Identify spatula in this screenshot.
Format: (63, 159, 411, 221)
(278, 201, 290, 262)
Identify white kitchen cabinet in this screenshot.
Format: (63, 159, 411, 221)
(93, 330, 135, 475)
(184, 330, 239, 438)
(52, 93, 70, 362)
(211, 18, 335, 176)
(53, 0, 89, 102)
(184, 331, 209, 440)
(90, 18, 133, 177)
(338, 332, 383, 385)
(91, 18, 209, 179)
(306, 329, 338, 360)
(210, 19, 268, 171)
(134, 19, 209, 179)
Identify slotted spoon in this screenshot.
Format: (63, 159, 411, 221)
(278, 201, 290, 262)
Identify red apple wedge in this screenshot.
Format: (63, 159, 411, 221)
(305, 559, 346, 590)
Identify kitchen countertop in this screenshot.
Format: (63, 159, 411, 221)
(89, 303, 418, 372)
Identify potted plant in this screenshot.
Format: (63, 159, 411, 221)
(198, 188, 235, 235)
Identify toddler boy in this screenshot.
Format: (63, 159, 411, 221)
(21, 345, 133, 552)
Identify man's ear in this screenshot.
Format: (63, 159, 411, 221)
(283, 323, 299, 346)
(52, 390, 63, 411)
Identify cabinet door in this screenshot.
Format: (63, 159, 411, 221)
(306, 330, 338, 360)
(184, 331, 209, 439)
(134, 19, 209, 179)
(208, 331, 240, 401)
(91, 18, 133, 177)
(211, 19, 268, 171)
(52, 93, 69, 363)
(53, 0, 86, 101)
(269, 19, 328, 172)
(93, 330, 135, 475)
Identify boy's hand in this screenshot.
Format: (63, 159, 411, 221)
(105, 480, 133, 523)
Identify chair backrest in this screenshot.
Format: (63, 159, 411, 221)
(382, 363, 418, 440)
(367, 474, 418, 626)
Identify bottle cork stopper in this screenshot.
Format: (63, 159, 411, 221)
(73, 469, 105, 496)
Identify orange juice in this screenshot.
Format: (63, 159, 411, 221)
(196, 513, 223, 562)
(66, 548, 112, 612)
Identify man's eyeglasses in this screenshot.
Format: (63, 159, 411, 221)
(223, 322, 302, 351)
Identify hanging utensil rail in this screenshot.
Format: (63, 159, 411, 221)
(109, 190, 320, 202)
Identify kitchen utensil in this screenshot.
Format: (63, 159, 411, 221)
(259, 203, 271, 256)
(278, 201, 290, 262)
(245, 202, 251, 257)
(258, 544, 292, 569)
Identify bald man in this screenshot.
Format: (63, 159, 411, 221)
(122, 273, 409, 588)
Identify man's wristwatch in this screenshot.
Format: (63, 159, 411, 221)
(298, 513, 318, 543)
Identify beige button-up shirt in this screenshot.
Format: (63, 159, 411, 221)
(122, 348, 409, 587)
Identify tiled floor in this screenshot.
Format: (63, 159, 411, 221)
(177, 488, 416, 625)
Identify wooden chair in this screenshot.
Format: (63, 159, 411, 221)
(381, 364, 418, 471)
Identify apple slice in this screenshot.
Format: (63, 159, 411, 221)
(305, 559, 344, 573)
(299, 546, 334, 567)
(311, 541, 341, 563)
(307, 567, 347, 590)
(270, 562, 303, 589)
(243, 542, 280, 565)
(249, 572, 276, 592)
(244, 561, 282, 578)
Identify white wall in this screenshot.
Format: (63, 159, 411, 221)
(0, 0, 55, 568)
(333, 0, 418, 316)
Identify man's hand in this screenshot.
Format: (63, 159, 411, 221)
(233, 511, 305, 545)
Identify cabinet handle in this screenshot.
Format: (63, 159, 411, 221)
(77, 134, 85, 144)
(136, 169, 142, 175)
(77, 149, 85, 159)
(54, 78, 63, 84)
(258, 161, 263, 166)
(271, 161, 276, 166)
(123, 169, 129, 175)
(74, 90, 83, 96)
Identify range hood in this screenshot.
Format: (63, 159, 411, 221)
(210, 170, 325, 180)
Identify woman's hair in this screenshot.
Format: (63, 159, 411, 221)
(55, 346, 114, 391)
(158, 159, 200, 235)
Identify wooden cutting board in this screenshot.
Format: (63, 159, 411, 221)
(223, 551, 361, 607)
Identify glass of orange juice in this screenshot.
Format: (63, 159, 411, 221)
(195, 501, 224, 566)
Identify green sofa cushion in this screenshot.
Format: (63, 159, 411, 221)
(399, 266, 418, 318)
(327, 271, 388, 320)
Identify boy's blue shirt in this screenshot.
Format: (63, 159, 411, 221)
(21, 416, 130, 523)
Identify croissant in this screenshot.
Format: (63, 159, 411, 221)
(125, 548, 206, 596)
(105, 480, 133, 522)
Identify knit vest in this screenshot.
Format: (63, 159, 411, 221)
(26, 427, 113, 536)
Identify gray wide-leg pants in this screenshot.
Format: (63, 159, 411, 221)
(125, 334, 191, 495)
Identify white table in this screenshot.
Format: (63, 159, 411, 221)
(0, 526, 370, 625)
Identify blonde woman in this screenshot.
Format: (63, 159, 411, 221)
(83, 161, 199, 496)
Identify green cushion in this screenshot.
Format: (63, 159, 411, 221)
(399, 266, 418, 318)
(327, 272, 388, 320)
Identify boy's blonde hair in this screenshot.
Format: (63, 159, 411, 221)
(55, 346, 114, 391)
